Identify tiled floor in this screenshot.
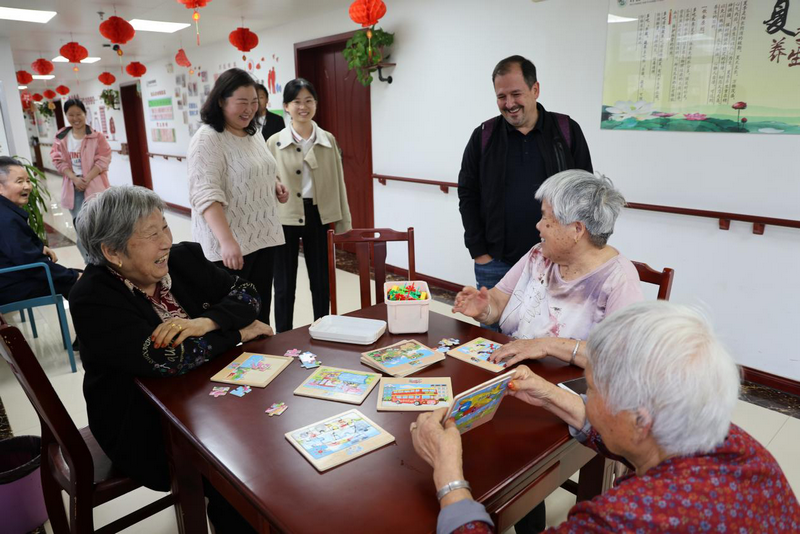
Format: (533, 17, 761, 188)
(1, 174, 798, 533)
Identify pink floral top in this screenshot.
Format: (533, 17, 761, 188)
(494, 244, 643, 340)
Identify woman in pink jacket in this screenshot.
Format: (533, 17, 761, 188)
(50, 99, 112, 262)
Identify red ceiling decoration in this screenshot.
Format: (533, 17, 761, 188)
(32, 93, 43, 102)
(16, 70, 33, 85)
(348, 0, 386, 27)
(43, 89, 57, 100)
(177, 0, 212, 45)
(229, 27, 259, 53)
(56, 85, 70, 95)
(125, 61, 147, 77)
(98, 72, 117, 85)
(175, 48, 192, 67)
(31, 58, 54, 76)
(60, 42, 89, 64)
(99, 16, 135, 44)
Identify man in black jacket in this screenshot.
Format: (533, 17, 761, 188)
(257, 83, 286, 142)
(457, 56, 593, 323)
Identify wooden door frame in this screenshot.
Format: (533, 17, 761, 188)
(293, 31, 357, 72)
(119, 81, 153, 190)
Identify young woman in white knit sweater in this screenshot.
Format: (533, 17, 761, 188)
(188, 68, 289, 326)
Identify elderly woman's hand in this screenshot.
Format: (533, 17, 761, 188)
(489, 338, 548, 365)
(239, 320, 274, 342)
(151, 317, 218, 349)
(43, 246, 58, 263)
(507, 365, 559, 408)
(452, 286, 490, 320)
(411, 409, 467, 492)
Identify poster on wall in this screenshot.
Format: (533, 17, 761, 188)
(602, 0, 800, 134)
(149, 97, 175, 121)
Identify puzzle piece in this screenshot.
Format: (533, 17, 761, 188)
(230, 385, 252, 397)
(209, 386, 229, 397)
(300, 360, 321, 369)
(299, 352, 318, 364)
(265, 402, 288, 416)
(284, 349, 302, 357)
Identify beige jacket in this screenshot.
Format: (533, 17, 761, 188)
(267, 123, 352, 233)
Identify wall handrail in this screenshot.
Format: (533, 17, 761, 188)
(373, 173, 800, 235)
(147, 152, 185, 162)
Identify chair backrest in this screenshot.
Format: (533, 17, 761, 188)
(327, 228, 416, 315)
(0, 324, 93, 493)
(631, 261, 674, 301)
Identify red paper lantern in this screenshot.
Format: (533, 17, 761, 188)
(60, 42, 89, 63)
(175, 48, 192, 68)
(43, 89, 57, 99)
(99, 16, 135, 44)
(126, 61, 146, 77)
(229, 27, 259, 52)
(32, 93, 43, 102)
(16, 70, 33, 85)
(31, 58, 54, 76)
(56, 85, 70, 95)
(98, 72, 117, 85)
(349, 0, 386, 27)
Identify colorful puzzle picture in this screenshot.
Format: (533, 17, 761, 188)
(361, 339, 444, 377)
(447, 337, 507, 373)
(377, 377, 453, 412)
(443, 371, 515, 434)
(293, 366, 381, 405)
(210, 352, 292, 388)
(285, 409, 395, 471)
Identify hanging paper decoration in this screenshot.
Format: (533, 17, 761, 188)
(31, 58, 54, 76)
(32, 93, 43, 102)
(177, 0, 212, 45)
(56, 85, 70, 95)
(16, 70, 33, 85)
(229, 27, 259, 57)
(60, 42, 89, 73)
(126, 61, 147, 77)
(175, 48, 191, 68)
(348, 0, 386, 27)
(98, 72, 116, 85)
(43, 89, 57, 100)
(99, 16, 135, 44)
(21, 92, 32, 110)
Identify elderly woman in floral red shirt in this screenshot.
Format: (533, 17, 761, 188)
(412, 301, 800, 533)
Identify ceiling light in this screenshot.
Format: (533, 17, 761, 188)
(18, 85, 27, 90)
(0, 7, 57, 23)
(32, 75, 55, 80)
(52, 56, 101, 63)
(129, 19, 190, 33)
(81, 57, 101, 63)
(608, 14, 637, 23)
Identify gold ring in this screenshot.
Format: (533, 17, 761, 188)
(177, 325, 183, 331)
(168, 323, 177, 329)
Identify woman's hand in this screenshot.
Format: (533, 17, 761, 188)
(275, 181, 289, 204)
(73, 176, 89, 192)
(452, 286, 490, 320)
(150, 317, 218, 349)
(489, 338, 549, 365)
(219, 238, 244, 270)
(43, 246, 58, 263)
(507, 365, 558, 408)
(239, 320, 274, 342)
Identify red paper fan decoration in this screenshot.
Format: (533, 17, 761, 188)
(348, 0, 386, 27)
(177, 0, 212, 45)
(16, 70, 33, 85)
(43, 89, 57, 99)
(56, 85, 70, 95)
(32, 93, 43, 102)
(175, 48, 191, 67)
(99, 16, 135, 44)
(98, 72, 116, 85)
(60, 42, 89, 63)
(31, 58, 54, 76)
(126, 61, 146, 77)
(229, 27, 259, 52)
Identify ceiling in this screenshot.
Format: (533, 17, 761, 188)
(1, 0, 344, 89)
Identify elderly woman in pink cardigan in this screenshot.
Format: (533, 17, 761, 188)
(50, 99, 112, 262)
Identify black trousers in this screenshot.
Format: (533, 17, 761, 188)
(215, 246, 275, 325)
(273, 200, 330, 333)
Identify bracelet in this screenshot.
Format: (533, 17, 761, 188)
(436, 479, 471, 501)
(570, 340, 580, 366)
(480, 302, 493, 323)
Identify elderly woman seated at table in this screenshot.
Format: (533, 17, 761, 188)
(413, 301, 800, 533)
(453, 169, 643, 368)
(70, 186, 271, 533)
(0, 156, 80, 305)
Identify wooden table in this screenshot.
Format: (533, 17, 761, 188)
(137, 306, 605, 533)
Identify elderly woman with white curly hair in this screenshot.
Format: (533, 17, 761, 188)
(453, 169, 643, 368)
(413, 301, 800, 533)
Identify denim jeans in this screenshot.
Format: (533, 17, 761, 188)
(69, 188, 90, 263)
(474, 258, 512, 331)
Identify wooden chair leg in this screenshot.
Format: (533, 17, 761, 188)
(40, 463, 70, 534)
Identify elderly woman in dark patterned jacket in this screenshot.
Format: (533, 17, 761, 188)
(69, 185, 270, 533)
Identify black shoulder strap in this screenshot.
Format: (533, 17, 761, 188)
(480, 117, 497, 155)
(551, 112, 572, 150)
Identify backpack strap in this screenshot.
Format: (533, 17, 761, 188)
(480, 117, 497, 155)
(551, 112, 572, 150)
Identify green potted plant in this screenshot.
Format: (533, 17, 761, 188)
(343, 28, 394, 86)
(37, 102, 54, 121)
(100, 89, 120, 110)
(13, 157, 51, 243)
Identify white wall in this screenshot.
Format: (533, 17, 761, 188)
(0, 37, 32, 162)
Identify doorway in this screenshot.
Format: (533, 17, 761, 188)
(120, 82, 153, 189)
(54, 100, 64, 130)
(295, 32, 374, 230)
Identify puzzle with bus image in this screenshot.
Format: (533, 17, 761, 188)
(376, 377, 453, 411)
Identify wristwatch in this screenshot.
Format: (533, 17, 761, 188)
(436, 479, 471, 501)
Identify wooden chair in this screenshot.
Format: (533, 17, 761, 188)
(327, 228, 416, 315)
(0, 323, 174, 533)
(631, 261, 675, 300)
